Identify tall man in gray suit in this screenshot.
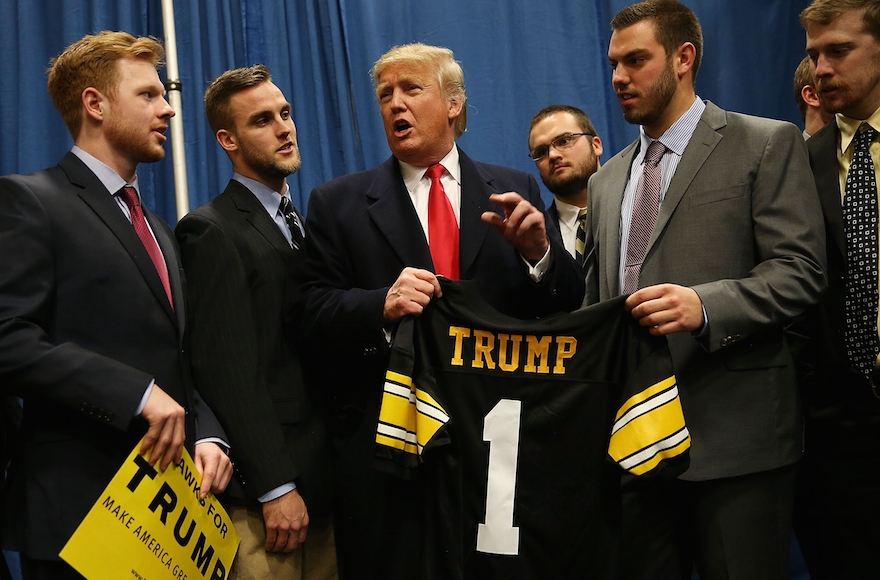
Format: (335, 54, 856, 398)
(586, 1, 826, 578)
(176, 66, 335, 579)
(796, 1, 880, 577)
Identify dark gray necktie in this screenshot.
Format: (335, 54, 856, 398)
(279, 195, 304, 249)
(623, 140, 666, 294)
(843, 125, 880, 376)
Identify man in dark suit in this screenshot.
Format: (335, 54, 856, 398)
(586, 1, 826, 578)
(796, 2, 880, 577)
(296, 43, 584, 579)
(527, 105, 603, 263)
(176, 65, 335, 579)
(0, 32, 232, 580)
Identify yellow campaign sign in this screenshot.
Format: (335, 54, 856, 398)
(60, 441, 240, 580)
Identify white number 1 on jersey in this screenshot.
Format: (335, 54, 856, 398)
(476, 398, 521, 555)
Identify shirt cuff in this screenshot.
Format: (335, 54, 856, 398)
(520, 245, 552, 282)
(258, 482, 297, 503)
(135, 380, 154, 416)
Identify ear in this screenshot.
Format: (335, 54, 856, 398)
(675, 42, 697, 80)
(447, 97, 464, 122)
(82, 87, 105, 122)
(591, 135, 604, 158)
(216, 129, 238, 153)
(802, 84, 821, 108)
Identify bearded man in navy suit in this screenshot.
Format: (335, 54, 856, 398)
(0, 32, 231, 580)
(296, 42, 584, 579)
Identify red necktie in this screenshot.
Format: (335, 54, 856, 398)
(426, 164, 459, 279)
(119, 186, 174, 309)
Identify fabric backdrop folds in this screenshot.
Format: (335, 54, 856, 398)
(0, 0, 810, 224)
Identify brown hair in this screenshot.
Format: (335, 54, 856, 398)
(611, 0, 704, 81)
(529, 104, 598, 136)
(793, 56, 815, 122)
(204, 64, 273, 135)
(801, 0, 880, 41)
(47, 31, 164, 139)
(372, 43, 468, 138)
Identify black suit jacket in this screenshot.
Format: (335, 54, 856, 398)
(546, 198, 562, 232)
(176, 179, 331, 524)
(295, 149, 584, 578)
(800, 121, 866, 393)
(298, 149, 585, 418)
(0, 152, 224, 559)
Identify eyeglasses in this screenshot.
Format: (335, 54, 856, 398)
(528, 132, 593, 160)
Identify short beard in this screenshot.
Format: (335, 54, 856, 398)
(622, 58, 678, 127)
(239, 142, 302, 180)
(544, 153, 598, 200)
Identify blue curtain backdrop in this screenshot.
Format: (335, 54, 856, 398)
(0, 0, 810, 224)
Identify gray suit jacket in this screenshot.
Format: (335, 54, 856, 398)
(586, 101, 827, 480)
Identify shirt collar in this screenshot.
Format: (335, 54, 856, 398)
(638, 96, 705, 157)
(232, 172, 289, 217)
(399, 145, 461, 192)
(836, 104, 880, 155)
(553, 197, 584, 226)
(71, 145, 138, 196)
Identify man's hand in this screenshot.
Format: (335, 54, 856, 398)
(625, 283, 704, 336)
(383, 267, 442, 323)
(262, 489, 309, 553)
(139, 384, 186, 471)
(194, 442, 233, 499)
(481, 192, 550, 262)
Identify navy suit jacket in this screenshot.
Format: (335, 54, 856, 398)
(297, 149, 584, 417)
(0, 152, 224, 559)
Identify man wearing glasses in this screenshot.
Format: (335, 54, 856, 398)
(528, 105, 604, 265)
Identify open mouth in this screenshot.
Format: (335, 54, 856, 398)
(393, 119, 413, 136)
(152, 126, 168, 142)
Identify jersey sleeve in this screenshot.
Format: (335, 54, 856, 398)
(375, 316, 451, 479)
(607, 334, 690, 478)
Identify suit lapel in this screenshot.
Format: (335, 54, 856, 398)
(600, 141, 638, 298)
(59, 153, 177, 325)
(458, 150, 495, 277)
(649, 103, 724, 255)
(548, 200, 561, 232)
(224, 180, 298, 274)
(366, 157, 434, 270)
(809, 122, 845, 258)
(147, 210, 185, 331)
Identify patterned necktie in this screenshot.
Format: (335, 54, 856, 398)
(279, 195, 305, 249)
(426, 163, 460, 279)
(118, 186, 174, 309)
(575, 207, 588, 265)
(623, 140, 666, 294)
(843, 124, 880, 376)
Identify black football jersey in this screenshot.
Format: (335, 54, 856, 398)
(376, 279, 689, 579)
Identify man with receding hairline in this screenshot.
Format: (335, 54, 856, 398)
(297, 42, 583, 580)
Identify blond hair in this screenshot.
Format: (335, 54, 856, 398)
(372, 43, 467, 138)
